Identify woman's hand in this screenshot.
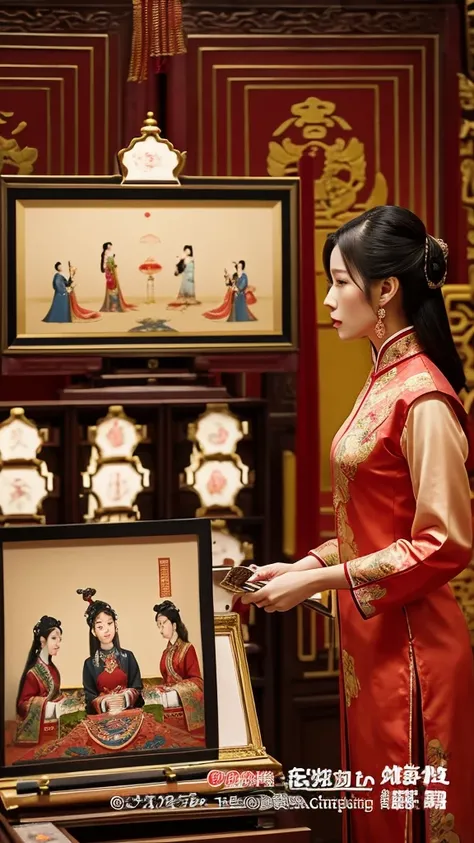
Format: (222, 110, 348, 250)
(105, 693, 126, 713)
(241, 570, 317, 612)
(248, 562, 294, 583)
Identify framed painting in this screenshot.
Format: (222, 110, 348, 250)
(0, 518, 218, 778)
(0, 175, 299, 355)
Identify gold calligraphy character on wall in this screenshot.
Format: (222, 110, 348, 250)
(267, 96, 388, 226)
(0, 111, 38, 174)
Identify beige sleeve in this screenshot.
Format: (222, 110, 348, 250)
(307, 538, 340, 567)
(400, 393, 472, 559)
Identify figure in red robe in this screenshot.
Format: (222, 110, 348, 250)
(100, 243, 137, 312)
(15, 615, 64, 746)
(203, 267, 257, 321)
(151, 601, 205, 736)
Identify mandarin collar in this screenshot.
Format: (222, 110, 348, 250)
(371, 327, 422, 374)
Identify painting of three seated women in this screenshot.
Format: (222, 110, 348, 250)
(8, 592, 205, 764)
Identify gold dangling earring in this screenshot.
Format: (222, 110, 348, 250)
(375, 307, 386, 339)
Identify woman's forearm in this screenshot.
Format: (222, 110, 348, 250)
(306, 564, 350, 591)
(292, 554, 324, 572)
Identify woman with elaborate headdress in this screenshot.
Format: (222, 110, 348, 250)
(25, 590, 205, 760)
(79, 588, 144, 715)
(152, 601, 204, 735)
(100, 243, 137, 313)
(15, 616, 65, 746)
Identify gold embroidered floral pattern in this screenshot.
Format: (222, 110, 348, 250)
(102, 654, 119, 674)
(333, 368, 435, 565)
(427, 744, 457, 843)
(429, 809, 460, 843)
(342, 650, 361, 707)
(323, 552, 340, 567)
(427, 738, 450, 768)
(377, 332, 423, 372)
(375, 367, 398, 388)
(309, 538, 340, 566)
(351, 372, 372, 415)
(165, 640, 190, 683)
(354, 584, 387, 617)
(347, 548, 400, 587)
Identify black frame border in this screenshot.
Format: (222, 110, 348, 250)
(1, 175, 299, 355)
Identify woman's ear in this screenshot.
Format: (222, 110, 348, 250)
(379, 276, 400, 307)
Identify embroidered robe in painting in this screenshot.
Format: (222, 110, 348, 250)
(159, 639, 204, 733)
(309, 329, 474, 843)
(15, 658, 62, 744)
(22, 645, 205, 761)
(83, 647, 144, 715)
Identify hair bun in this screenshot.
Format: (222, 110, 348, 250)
(154, 600, 179, 615)
(424, 235, 448, 290)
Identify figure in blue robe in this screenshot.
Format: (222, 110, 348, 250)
(42, 262, 72, 323)
(227, 261, 257, 322)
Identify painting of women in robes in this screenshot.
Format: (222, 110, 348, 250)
(100, 243, 137, 313)
(147, 601, 204, 737)
(24, 589, 204, 761)
(167, 246, 200, 310)
(42, 262, 101, 323)
(203, 264, 257, 321)
(14, 616, 64, 747)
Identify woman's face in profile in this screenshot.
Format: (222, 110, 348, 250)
(324, 244, 377, 341)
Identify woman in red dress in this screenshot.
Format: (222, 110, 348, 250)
(243, 206, 474, 842)
(15, 616, 64, 746)
(99, 243, 136, 313)
(152, 601, 204, 736)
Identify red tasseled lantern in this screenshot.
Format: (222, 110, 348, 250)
(128, 0, 186, 84)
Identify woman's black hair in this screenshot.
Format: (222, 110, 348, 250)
(101, 242, 112, 273)
(153, 600, 189, 642)
(54, 261, 61, 271)
(323, 205, 466, 394)
(77, 588, 120, 658)
(183, 245, 193, 257)
(16, 616, 62, 712)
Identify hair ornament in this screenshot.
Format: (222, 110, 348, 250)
(77, 588, 117, 628)
(424, 235, 448, 290)
(33, 615, 61, 638)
